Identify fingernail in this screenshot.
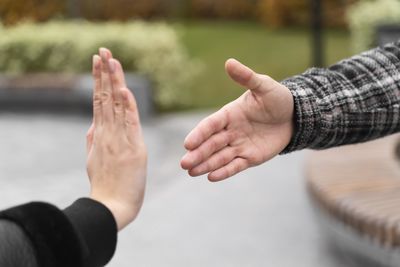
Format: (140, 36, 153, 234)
(92, 55, 100, 69)
(108, 59, 116, 73)
(99, 48, 107, 61)
(93, 55, 99, 65)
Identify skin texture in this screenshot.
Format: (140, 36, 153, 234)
(181, 58, 294, 182)
(86, 48, 147, 231)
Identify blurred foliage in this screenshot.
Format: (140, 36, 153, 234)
(0, 21, 201, 109)
(78, 0, 170, 20)
(189, 0, 257, 19)
(0, 0, 65, 26)
(257, 0, 358, 28)
(1, 0, 357, 28)
(347, 0, 400, 52)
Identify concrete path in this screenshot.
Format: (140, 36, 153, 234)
(0, 111, 363, 267)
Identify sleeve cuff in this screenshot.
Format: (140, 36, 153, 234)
(0, 202, 84, 267)
(64, 198, 117, 267)
(280, 73, 321, 153)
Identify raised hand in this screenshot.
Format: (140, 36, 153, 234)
(86, 48, 147, 230)
(181, 59, 294, 182)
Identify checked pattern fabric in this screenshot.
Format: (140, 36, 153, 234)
(281, 40, 400, 153)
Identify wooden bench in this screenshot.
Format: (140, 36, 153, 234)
(307, 134, 400, 265)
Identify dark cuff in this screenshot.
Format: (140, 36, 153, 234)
(0, 202, 83, 267)
(280, 75, 321, 153)
(64, 198, 117, 267)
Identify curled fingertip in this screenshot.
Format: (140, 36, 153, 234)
(184, 136, 199, 151)
(180, 155, 192, 170)
(183, 138, 191, 150)
(180, 160, 188, 170)
(208, 172, 224, 182)
(187, 169, 198, 177)
(183, 133, 195, 149)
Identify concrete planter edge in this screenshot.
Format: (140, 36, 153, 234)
(0, 73, 154, 119)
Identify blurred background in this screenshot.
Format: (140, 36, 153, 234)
(0, 0, 400, 266)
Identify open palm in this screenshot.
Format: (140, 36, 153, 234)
(181, 59, 294, 182)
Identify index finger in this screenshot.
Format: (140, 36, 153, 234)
(184, 109, 228, 150)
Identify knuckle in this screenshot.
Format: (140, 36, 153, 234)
(93, 94, 102, 106)
(113, 101, 123, 113)
(125, 118, 136, 126)
(101, 91, 112, 102)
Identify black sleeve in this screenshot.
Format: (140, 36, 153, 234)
(64, 198, 118, 267)
(0, 198, 117, 267)
(0, 220, 39, 267)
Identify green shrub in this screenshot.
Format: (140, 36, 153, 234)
(0, 21, 201, 109)
(347, 0, 400, 53)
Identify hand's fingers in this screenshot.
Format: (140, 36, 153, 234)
(121, 88, 141, 142)
(109, 59, 126, 124)
(99, 48, 114, 124)
(92, 55, 102, 125)
(184, 109, 228, 151)
(109, 58, 126, 100)
(109, 58, 127, 89)
(208, 157, 249, 182)
(86, 123, 95, 155)
(225, 58, 274, 94)
(181, 130, 231, 170)
(188, 146, 237, 177)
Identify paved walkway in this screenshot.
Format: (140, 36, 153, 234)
(0, 111, 364, 267)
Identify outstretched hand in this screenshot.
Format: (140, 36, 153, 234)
(86, 48, 147, 230)
(181, 59, 294, 182)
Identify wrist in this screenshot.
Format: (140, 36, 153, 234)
(89, 194, 136, 231)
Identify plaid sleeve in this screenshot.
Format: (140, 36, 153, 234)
(281, 40, 400, 153)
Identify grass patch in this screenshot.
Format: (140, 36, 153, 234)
(174, 21, 351, 110)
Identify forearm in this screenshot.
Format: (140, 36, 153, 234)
(282, 40, 400, 153)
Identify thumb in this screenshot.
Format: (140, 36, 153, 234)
(225, 58, 269, 94)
